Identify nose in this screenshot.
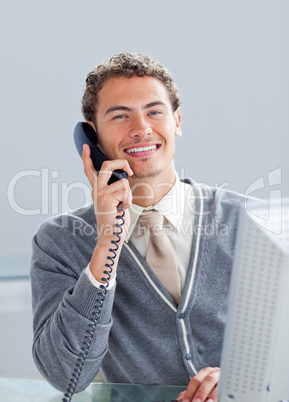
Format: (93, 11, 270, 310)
(128, 114, 152, 140)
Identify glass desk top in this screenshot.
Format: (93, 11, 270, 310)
(0, 378, 186, 402)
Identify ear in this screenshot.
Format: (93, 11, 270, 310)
(86, 120, 97, 132)
(174, 108, 182, 138)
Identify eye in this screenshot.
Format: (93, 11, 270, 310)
(114, 114, 126, 119)
(149, 110, 162, 116)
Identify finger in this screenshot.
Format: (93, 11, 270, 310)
(82, 144, 97, 188)
(123, 185, 133, 210)
(108, 189, 131, 213)
(111, 179, 132, 210)
(181, 375, 202, 401)
(181, 367, 220, 402)
(98, 178, 130, 196)
(96, 184, 131, 215)
(97, 159, 133, 190)
(112, 181, 131, 208)
(82, 145, 133, 189)
(95, 179, 131, 208)
(206, 385, 218, 402)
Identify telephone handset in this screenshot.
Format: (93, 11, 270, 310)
(63, 123, 126, 402)
(73, 122, 128, 184)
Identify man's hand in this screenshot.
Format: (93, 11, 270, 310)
(82, 144, 133, 242)
(177, 367, 220, 402)
(82, 144, 133, 283)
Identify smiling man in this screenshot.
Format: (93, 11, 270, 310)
(31, 53, 244, 402)
(94, 76, 181, 182)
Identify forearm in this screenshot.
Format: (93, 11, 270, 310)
(89, 237, 124, 284)
(32, 270, 115, 393)
(30, 218, 117, 393)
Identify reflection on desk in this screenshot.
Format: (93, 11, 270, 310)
(0, 378, 187, 402)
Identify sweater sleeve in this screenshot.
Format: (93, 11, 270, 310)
(30, 214, 116, 393)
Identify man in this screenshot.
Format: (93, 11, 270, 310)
(31, 53, 243, 402)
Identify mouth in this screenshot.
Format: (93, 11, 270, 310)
(124, 143, 161, 158)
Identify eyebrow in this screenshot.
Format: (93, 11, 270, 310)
(104, 101, 168, 116)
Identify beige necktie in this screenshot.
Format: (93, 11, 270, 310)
(139, 210, 181, 305)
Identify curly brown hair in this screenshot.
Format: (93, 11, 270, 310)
(81, 52, 181, 124)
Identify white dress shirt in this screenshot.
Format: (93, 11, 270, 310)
(86, 173, 195, 291)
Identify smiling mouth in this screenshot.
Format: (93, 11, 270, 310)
(124, 144, 160, 154)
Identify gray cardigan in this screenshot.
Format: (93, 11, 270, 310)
(30, 179, 244, 393)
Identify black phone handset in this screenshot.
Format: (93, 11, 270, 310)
(63, 122, 128, 402)
(74, 122, 128, 184)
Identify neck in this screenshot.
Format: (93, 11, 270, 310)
(128, 167, 176, 208)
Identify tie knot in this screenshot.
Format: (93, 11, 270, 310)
(139, 210, 164, 235)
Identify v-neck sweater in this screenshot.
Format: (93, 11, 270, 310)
(31, 178, 244, 393)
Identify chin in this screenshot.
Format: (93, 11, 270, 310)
(131, 167, 163, 180)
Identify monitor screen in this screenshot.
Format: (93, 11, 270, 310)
(218, 197, 289, 402)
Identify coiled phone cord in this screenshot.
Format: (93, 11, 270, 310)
(62, 206, 125, 402)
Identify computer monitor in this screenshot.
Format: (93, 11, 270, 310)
(218, 197, 289, 402)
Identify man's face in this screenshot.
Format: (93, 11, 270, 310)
(93, 75, 182, 182)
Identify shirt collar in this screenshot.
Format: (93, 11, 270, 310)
(125, 173, 189, 242)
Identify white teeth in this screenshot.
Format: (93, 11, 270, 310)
(126, 145, 157, 154)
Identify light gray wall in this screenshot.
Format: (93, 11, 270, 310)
(1, 0, 288, 275)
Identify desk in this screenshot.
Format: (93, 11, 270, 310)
(0, 378, 186, 402)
